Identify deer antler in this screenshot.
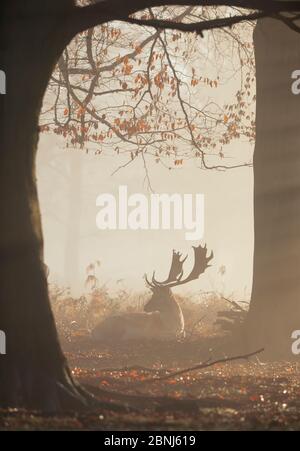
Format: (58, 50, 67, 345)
(152, 250, 187, 286)
(144, 272, 156, 289)
(145, 244, 213, 289)
(144, 250, 187, 289)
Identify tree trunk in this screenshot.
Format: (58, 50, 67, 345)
(245, 18, 300, 358)
(0, 5, 91, 411)
(64, 154, 82, 294)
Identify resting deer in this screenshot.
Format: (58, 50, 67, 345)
(91, 244, 213, 342)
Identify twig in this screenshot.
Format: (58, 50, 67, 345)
(221, 295, 248, 313)
(145, 348, 264, 382)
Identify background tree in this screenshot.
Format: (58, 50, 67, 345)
(37, 144, 83, 291)
(246, 17, 300, 357)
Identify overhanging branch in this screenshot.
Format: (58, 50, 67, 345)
(67, 1, 300, 39)
(125, 10, 268, 36)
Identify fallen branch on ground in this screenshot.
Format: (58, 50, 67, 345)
(145, 348, 264, 382)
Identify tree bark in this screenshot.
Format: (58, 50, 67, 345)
(245, 18, 300, 357)
(0, 3, 92, 411)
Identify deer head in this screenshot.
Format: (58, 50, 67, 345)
(144, 244, 213, 313)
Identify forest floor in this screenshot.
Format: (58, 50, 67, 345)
(1, 333, 300, 431)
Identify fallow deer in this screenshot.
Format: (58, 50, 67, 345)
(91, 244, 213, 342)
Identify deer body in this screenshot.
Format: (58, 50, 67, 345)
(91, 244, 212, 342)
(91, 289, 184, 342)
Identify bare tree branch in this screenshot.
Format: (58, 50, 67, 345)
(66, 0, 300, 40)
(125, 10, 268, 36)
(43, 5, 256, 172)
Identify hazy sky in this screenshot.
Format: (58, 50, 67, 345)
(37, 133, 254, 300)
